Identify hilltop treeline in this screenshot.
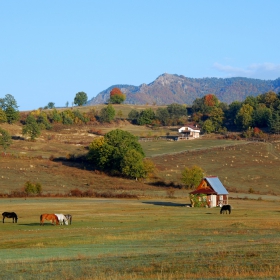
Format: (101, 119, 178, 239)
(1, 91, 280, 141)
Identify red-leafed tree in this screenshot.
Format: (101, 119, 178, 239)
(204, 94, 219, 107)
(109, 88, 126, 104)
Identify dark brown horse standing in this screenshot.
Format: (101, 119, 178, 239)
(40, 214, 59, 225)
(2, 212, 18, 223)
(220, 205, 232, 214)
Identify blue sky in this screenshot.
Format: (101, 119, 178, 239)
(1, 0, 280, 111)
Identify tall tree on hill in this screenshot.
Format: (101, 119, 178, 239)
(109, 88, 126, 104)
(47, 102, 55, 109)
(74, 91, 88, 106)
(0, 94, 20, 124)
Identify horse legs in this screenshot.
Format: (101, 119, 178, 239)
(2, 217, 4, 223)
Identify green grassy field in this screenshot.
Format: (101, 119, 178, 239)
(0, 197, 280, 279)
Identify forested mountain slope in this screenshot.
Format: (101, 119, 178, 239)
(88, 73, 280, 105)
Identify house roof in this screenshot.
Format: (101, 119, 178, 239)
(178, 125, 200, 133)
(189, 176, 228, 195)
(187, 125, 200, 131)
(205, 177, 228, 195)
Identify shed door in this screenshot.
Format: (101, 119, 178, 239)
(211, 195, 216, 208)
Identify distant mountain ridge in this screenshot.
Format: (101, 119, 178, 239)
(87, 73, 280, 106)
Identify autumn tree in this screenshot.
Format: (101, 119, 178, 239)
(204, 94, 219, 107)
(109, 88, 126, 104)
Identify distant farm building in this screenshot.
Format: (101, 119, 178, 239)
(189, 176, 229, 208)
(178, 125, 200, 139)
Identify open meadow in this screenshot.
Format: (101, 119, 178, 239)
(1, 117, 280, 279)
(1, 197, 280, 279)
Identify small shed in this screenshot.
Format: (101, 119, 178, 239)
(189, 176, 229, 208)
(178, 125, 200, 138)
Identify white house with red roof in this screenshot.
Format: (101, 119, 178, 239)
(178, 125, 200, 138)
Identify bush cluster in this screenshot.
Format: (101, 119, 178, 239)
(24, 181, 42, 195)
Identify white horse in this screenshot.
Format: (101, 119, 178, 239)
(55, 214, 68, 225)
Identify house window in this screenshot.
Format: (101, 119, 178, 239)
(219, 195, 223, 200)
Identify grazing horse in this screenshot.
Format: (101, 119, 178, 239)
(2, 212, 18, 223)
(64, 214, 72, 225)
(55, 214, 68, 225)
(220, 204, 231, 214)
(40, 214, 59, 225)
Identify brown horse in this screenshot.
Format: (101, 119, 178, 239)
(40, 214, 59, 226)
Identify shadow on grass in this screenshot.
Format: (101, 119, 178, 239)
(143, 201, 189, 207)
(148, 181, 183, 189)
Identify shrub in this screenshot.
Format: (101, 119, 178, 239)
(24, 181, 42, 196)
